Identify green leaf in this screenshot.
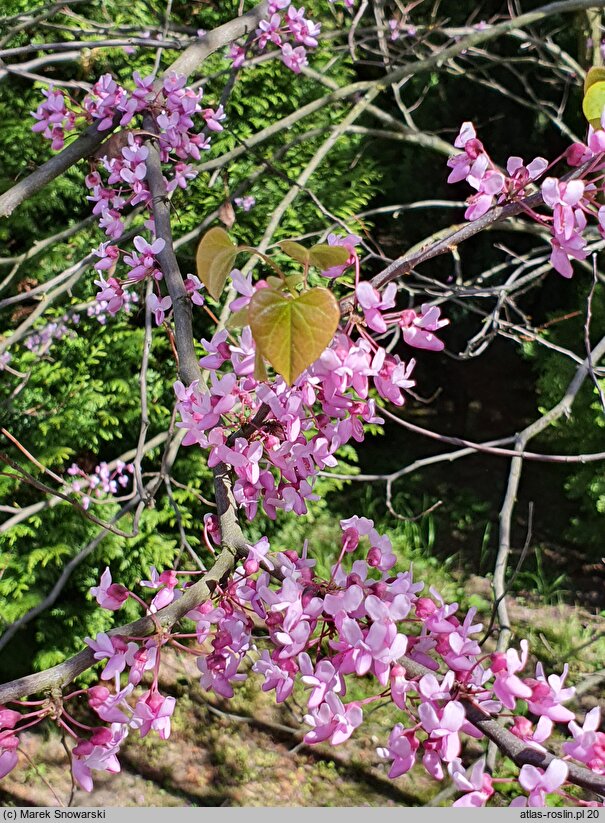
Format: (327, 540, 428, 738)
(309, 244, 349, 270)
(583, 68, 605, 129)
(195, 227, 237, 299)
(266, 275, 285, 290)
(248, 287, 340, 384)
(279, 240, 310, 265)
(226, 307, 251, 330)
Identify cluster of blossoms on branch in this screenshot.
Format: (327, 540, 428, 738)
(22, 309, 80, 356)
(64, 461, 134, 511)
(1, 524, 603, 805)
(229, 1, 321, 74)
(17, 13, 604, 811)
(447, 119, 605, 279)
(32, 69, 223, 321)
(175, 236, 447, 521)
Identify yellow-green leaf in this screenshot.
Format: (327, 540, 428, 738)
(248, 287, 340, 384)
(254, 349, 268, 382)
(226, 307, 250, 330)
(584, 66, 605, 95)
(196, 227, 237, 299)
(583, 69, 605, 129)
(279, 240, 310, 265)
(267, 275, 285, 290)
(309, 244, 349, 270)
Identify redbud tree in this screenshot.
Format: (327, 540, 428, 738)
(0, 0, 604, 808)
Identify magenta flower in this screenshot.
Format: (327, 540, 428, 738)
(448, 756, 494, 807)
(491, 640, 533, 709)
(377, 723, 419, 778)
(303, 692, 363, 745)
(511, 759, 568, 807)
(148, 293, 172, 326)
(280, 43, 308, 73)
(132, 690, 176, 740)
(90, 567, 129, 610)
(563, 708, 605, 773)
(356, 281, 397, 333)
(72, 726, 126, 793)
(252, 650, 295, 702)
(0, 735, 19, 780)
(398, 304, 449, 351)
(85, 632, 138, 680)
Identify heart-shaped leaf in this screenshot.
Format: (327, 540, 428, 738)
(583, 68, 605, 129)
(196, 227, 237, 299)
(584, 66, 605, 95)
(309, 244, 349, 270)
(226, 307, 250, 330)
(279, 240, 310, 265)
(248, 286, 340, 384)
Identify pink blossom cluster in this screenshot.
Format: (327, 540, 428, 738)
(23, 311, 80, 355)
(234, 195, 256, 212)
(65, 460, 134, 510)
(229, 1, 321, 74)
(446, 119, 605, 279)
(355, 284, 449, 352)
(447, 122, 548, 222)
(32, 70, 223, 321)
(87, 280, 139, 325)
(3, 526, 602, 805)
(173, 234, 449, 521)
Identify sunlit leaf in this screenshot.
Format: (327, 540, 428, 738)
(196, 227, 237, 299)
(254, 348, 268, 382)
(584, 66, 605, 95)
(309, 244, 349, 270)
(583, 68, 605, 129)
(226, 307, 250, 330)
(279, 240, 310, 265)
(248, 287, 340, 384)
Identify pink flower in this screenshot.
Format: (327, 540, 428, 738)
(203, 105, 226, 132)
(280, 43, 308, 73)
(0, 735, 19, 780)
(298, 653, 345, 709)
(321, 233, 360, 279)
(510, 715, 553, 752)
(398, 304, 449, 351)
(303, 692, 363, 745)
(85, 632, 138, 680)
(356, 282, 397, 333)
(148, 293, 172, 325)
(252, 651, 295, 702)
(132, 690, 176, 739)
(234, 195, 256, 212)
(563, 708, 605, 773)
(90, 568, 129, 610)
(448, 757, 494, 807)
(229, 43, 246, 67)
(525, 663, 576, 723)
(511, 759, 568, 807)
(418, 699, 466, 763)
(549, 231, 587, 279)
(491, 640, 532, 709)
(72, 726, 126, 792)
(377, 723, 419, 777)
(0, 707, 22, 730)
